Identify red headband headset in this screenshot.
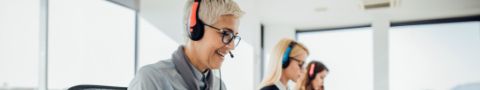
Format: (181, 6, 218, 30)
(309, 63, 316, 80)
(188, 0, 206, 41)
(189, 0, 199, 33)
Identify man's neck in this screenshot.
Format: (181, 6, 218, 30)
(184, 45, 208, 72)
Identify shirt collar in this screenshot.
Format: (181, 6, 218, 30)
(274, 81, 288, 90)
(187, 58, 209, 80)
(172, 45, 212, 90)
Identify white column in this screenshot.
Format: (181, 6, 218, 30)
(372, 15, 390, 90)
(39, 0, 49, 90)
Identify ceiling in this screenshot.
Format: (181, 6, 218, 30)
(120, 0, 480, 43)
(255, 0, 480, 30)
(111, 0, 480, 30)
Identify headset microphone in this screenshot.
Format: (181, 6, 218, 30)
(228, 51, 234, 58)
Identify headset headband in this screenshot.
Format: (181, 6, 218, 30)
(282, 41, 297, 68)
(309, 63, 316, 79)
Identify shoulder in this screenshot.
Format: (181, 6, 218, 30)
(128, 59, 179, 90)
(260, 85, 279, 90)
(137, 60, 175, 75)
(137, 59, 179, 79)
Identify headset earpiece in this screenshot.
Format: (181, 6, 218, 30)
(282, 42, 296, 69)
(308, 63, 316, 80)
(188, 0, 205, 41)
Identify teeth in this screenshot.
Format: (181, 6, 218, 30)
(217, 50, 225, 57)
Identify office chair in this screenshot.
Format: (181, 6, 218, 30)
(68, 85, 127, 90)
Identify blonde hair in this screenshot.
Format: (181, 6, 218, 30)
(258, 38, 309, 89)
(183, 0, 244, 44)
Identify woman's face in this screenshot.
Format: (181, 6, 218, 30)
(312, 70, 328, 90)
(283, 49, 307, 82)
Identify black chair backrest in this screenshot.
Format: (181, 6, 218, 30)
(68, 85, 127, 90)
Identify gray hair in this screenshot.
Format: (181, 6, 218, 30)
(183, 0, 244, 43)
(184, 0, 244, 29)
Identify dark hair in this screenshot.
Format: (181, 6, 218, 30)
(304, 60, 328, 90)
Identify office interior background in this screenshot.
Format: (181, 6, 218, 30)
(1, 0, 480, 90)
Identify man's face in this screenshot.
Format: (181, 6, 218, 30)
(196, 15, 239, 69)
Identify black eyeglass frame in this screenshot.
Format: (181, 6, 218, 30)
(205, 24, 242, 48)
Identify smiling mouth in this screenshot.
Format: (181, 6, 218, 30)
(216, 49, 226, 57)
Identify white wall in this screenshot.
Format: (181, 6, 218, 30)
(0, 0, 40, 89)
(261, 24, 295, 79)
(47, 0, 135, 89)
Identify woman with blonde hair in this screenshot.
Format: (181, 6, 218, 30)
(259, 38, 309, 90)
(296, 61, 329, 90)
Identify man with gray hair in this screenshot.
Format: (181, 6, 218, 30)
(128, 0, 244, 90)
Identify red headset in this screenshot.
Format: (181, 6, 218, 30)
(189, 2, 225, 89)
(188, 0, 206, 41)
(308, 63, 317, 80)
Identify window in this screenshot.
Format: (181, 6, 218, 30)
(389, 21, 480, 90)
(297, 28, 373, 90)
(0, 0, 40, 89)
(48, 0, 135, 89)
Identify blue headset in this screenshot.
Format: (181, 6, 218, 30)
(282, 41, 297, 69)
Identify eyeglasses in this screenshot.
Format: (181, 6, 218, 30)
(205, 24, 241, 48)
(289, 57, 304, 68)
